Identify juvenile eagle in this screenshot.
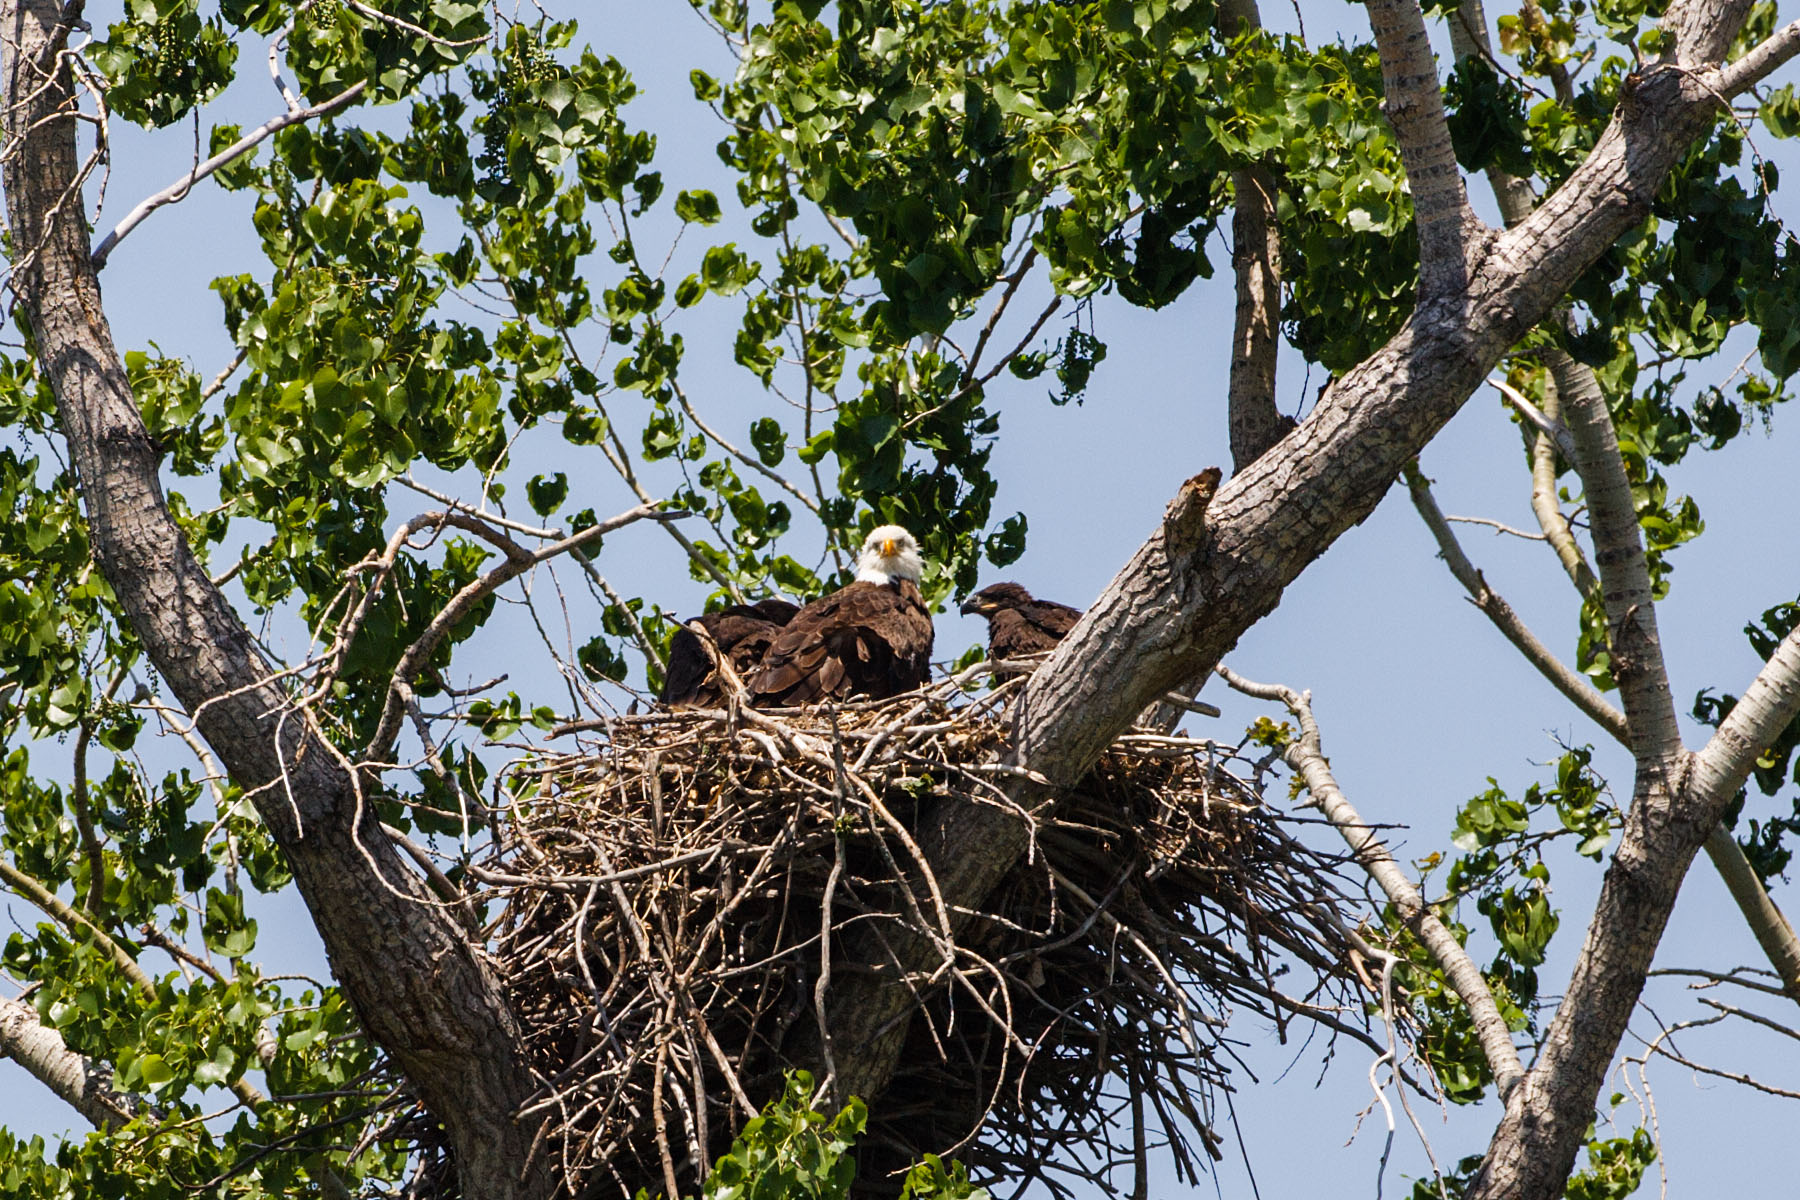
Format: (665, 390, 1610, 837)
(960, 582, 1082, 659)
(659, 598, 801, 706)
(745, 525, 934, 705)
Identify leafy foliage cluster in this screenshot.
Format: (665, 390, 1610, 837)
(1, 0, 1798, 1192)
(1388, 748, 1615, 1105)
(673, 1072, 987, 1200)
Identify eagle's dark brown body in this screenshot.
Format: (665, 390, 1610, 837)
(746, 579, 934, 706)
(659, 598, 802, 706)
(960, 582, 1081, 659)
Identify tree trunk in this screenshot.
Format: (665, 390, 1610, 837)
(0, 4, 551, 1195)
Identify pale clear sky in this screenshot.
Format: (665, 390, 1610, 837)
(4, 1, 1798, 1196)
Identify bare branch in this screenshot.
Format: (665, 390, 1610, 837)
(1225, 162, 1288, 471)
(1217, 665, 1527, 1099)
(1404, 463, 1629, 745)
(361, 503, 674, 763)
(91, 80, 367, 269)
(671, 381, 821, 515)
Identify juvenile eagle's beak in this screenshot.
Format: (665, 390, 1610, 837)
(958, 597, 987, 616)
(880, 537, 897, 558)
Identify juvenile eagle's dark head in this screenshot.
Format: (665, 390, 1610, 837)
(959, 581, 1035, 617)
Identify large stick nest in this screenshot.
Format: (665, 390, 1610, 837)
(478, 671, 1368, 1198)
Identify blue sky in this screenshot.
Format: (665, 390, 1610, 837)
(3, 0, 1799, 1196)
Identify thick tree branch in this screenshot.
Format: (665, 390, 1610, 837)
(1441, 0, 1800, 1008)
(0, 5, 550, 1195)
(1664, 0, 1761, 66)
(1718, 18, 1800, 93)
(1692, 626, 1800, 803)
(1551, 347, 1685, 768)
(0, 992, 154, 1130)
(1218, 666, 1527, 1099)
(1365, 0, 1482, 291)
(1470, 620, 1800, 1200)
(818, 0, 1765, 1117)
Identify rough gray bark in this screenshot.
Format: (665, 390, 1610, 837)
(0, 4, 551, 1196)
(1225, 164, 1288, 472)
(1444, 0, 1800, 1008)
(1218, 0, 1289, 472)
(817, 0, 1795, 1137)
(0, 993, 153, 1131)
(1468, 621, 1800, 1199)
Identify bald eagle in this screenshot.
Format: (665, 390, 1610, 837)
(960, 582, 1082, 660)
(659, 598, 802, 706)
(745, 525, 935, 705)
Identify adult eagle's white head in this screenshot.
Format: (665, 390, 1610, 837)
(854, 524, 924, 585)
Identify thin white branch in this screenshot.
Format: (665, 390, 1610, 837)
(91, 80, 367, 269)
(1488, 375, 1579, 464)
(1217, 664, 1527, 1100)
(0, 992, 155, 1129)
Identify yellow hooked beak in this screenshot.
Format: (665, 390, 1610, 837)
(880, 538, 897, 558)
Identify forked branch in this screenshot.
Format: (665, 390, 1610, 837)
(1217, 665, 1527, 1099)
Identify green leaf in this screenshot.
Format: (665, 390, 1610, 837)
(527, 472, 569, 516)
(750, 417, 786, 466)
(675, 189, 722, 225)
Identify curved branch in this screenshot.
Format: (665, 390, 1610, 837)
(1404, 463, 1629, 744)
(1218, 665, 1527, 1100)
(90, 80, 367, 269)
(361, 502, 672, 762)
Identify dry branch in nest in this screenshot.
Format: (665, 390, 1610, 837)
(474, 669, 1369, 1199)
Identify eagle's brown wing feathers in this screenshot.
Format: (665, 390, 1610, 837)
(988, 598, 1082, 658)
(747, 580, 933, 705)
(660, 599, 801, 706)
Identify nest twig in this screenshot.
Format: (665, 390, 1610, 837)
(470, 671, 1367, 1198)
